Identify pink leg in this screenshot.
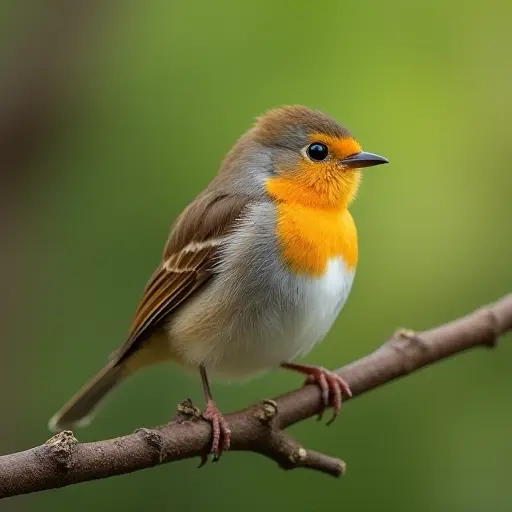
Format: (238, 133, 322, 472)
(199, 365, 231, 463)
(281, 362, 352, 424)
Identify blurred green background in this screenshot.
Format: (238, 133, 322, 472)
(1, 0, 511, 511)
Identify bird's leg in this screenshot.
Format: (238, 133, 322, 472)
(199, 364, 231, 462)
(280, 362, 352, 424)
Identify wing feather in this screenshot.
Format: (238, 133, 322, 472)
(112, 191, 249, 365)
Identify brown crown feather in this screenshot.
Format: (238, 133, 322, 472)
(252, 105, 352, 146)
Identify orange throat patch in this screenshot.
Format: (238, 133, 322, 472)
(269, 201, 358, 277)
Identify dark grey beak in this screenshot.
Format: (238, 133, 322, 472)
(340, 151, 389, 169)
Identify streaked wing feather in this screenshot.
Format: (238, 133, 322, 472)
(115, 246, 215, 364)
(128, 246, 213, 342)
(112, 191, 250, 365)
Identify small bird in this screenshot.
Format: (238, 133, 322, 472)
(49, 105, 388, 459)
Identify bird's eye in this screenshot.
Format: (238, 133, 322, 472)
(307, 142, 329, 161)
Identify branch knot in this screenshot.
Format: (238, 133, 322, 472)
(135, 428, 165, 463)
(288, 446, 307, 464)
(43, 430, 78, 471)
(255, 399, 278, 425)
(174, 398, 201, 423)
(483, 308, 500, 348)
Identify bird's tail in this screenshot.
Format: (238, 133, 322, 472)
(48, 360, 125, 432)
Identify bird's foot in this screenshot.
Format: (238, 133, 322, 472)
(281, 363, 352, 425)
(201, 399, 231, 463)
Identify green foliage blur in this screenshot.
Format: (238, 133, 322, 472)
(2, 0, 511, 511)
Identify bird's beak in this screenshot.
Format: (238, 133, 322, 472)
(340, 151, 389, 169)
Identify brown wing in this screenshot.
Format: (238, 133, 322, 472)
(112, 191, 249, 365)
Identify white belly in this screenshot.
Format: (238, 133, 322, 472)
(169, 256, 355, 380)
(271, 258, 354, 363)
(168, 201, 356, 380)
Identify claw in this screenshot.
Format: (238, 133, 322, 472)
(282, 362, 351, 424)
(197, 453, 208, 468)
(201, 399, 231, 462)
(306, 367, 351, 423)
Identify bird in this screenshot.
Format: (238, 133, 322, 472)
(48, 105, 388, 460)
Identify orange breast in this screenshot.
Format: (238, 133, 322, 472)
(273, 202, 358, 277)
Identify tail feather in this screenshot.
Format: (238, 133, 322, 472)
(48, 361, 124, 432)
(49, 333, 172, 432)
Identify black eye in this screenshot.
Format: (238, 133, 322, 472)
(307, 142, 328, 161)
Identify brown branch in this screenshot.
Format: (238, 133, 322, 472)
(1, 294, 511, 499)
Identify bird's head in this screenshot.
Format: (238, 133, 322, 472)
(217, 105, 388, 209)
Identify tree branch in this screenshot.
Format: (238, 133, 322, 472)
(1, 294, 511, 499)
